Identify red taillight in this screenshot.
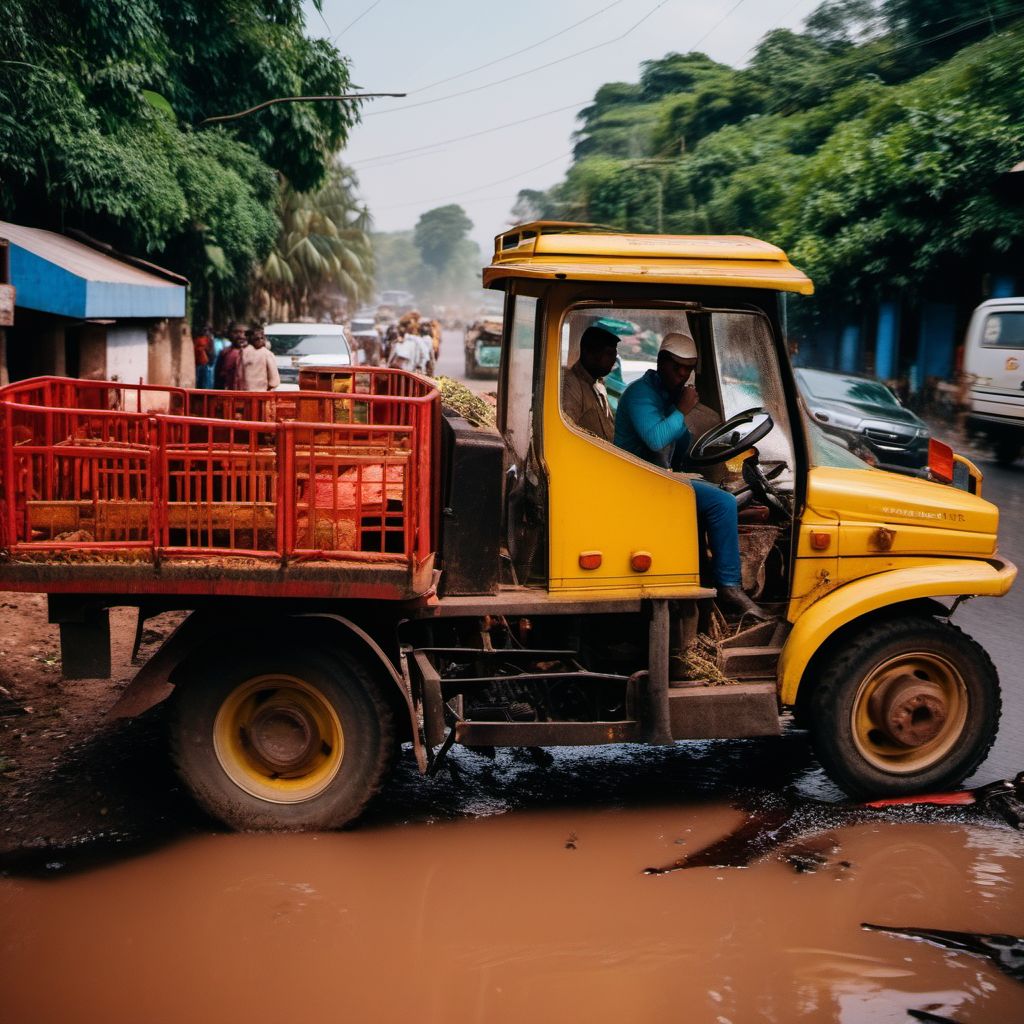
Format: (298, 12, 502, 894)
(630, 551, 652, 572)
(579, 551, 602, 570)
(928, 438, 954, 483)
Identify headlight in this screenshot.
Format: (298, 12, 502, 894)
(812, 407, 861, 429)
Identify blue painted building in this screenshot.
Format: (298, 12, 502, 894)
(0, 221, 189, 389)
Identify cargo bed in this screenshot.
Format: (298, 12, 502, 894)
(0, 371, 440, 600)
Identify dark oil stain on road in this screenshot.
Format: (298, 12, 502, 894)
(2, 803, 1023, 1024)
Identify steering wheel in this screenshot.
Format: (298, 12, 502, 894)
(687, 407, 774, 467)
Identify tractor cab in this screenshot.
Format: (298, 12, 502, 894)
(483, 222, 811, 605)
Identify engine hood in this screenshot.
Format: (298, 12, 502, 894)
(807, 466, 998, 535)
(809, 396, 925, 430)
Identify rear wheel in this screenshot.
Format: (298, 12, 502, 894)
(808, 616, 1000, 798)
(171, 649, 395, 831)
(464, 352, 478, 379)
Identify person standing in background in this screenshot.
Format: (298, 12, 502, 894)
(241, 324, 280, 391)
(193, 322, 215, 388)
(214, 321, 247, 390)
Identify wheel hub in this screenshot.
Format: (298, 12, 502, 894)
(246, 703, 320, 773)
(868, 672, 948, 748)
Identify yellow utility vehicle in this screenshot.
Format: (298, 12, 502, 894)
(0, 221, 1014, 830)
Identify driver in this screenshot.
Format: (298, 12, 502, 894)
(614, 332, 770, 621)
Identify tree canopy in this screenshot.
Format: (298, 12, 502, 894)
(518, 2, 1024, 310)
(0, 0, 363, 319)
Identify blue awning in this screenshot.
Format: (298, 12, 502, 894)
(1, 221, 186, 319)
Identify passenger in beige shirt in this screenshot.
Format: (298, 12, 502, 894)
(561, 325, 619, 441)
(241, 325, 281, 391)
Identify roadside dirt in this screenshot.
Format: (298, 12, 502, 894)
(0, 593, 199, 857)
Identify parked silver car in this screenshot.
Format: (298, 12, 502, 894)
(265, 323, 352, 390)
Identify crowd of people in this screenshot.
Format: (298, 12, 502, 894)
(194, 309, 444, 391)
(193, 321, 280, 391)
(383, 317, 438, 375)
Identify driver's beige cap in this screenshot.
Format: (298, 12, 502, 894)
(660, 332, 697, 362)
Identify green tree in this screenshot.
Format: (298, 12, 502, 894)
(255, 162, 374, 321)
(413, 205, 474, 274)
(0, 0, 359, 320)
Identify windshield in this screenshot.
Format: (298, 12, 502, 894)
(797, 368, 900, 408)
(558, 304, 796, 488)
(267, 333, 350, 357)
(804, 414, 874, 469)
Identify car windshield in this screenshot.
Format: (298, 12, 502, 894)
(267, 333, 349, 357)
(797, 368, 900, 408)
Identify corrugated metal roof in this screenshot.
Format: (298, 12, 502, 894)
(0, 220, 186, 319)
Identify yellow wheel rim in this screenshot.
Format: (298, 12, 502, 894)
(851, 651, 968, 775)
(213, 675, 344, 803)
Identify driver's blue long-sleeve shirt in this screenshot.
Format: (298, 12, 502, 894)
(613, 369, 690, 467)
(612, 368, 741, 587)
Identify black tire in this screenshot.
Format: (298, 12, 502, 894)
(993, 438, 1021, 466)
(807, 616, 1000, 798)
(464, 353, 476, 379)
(171, 648, 396, 831)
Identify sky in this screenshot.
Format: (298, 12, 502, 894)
(306, 0, 822, 253)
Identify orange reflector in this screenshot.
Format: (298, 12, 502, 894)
(630, 551, 652, 572)
(810, 532, 831, 551)
(578, 551, 602, 570)
(928, 438, 955, 483)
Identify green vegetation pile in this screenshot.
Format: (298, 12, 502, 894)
(435, 377, 497, 427)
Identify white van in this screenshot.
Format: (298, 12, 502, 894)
(962, 297, 1024, 465)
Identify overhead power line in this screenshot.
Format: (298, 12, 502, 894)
(411, 0, 628, 94)
(364, 0, 673, 117)
(691, 0, 751, 50)
(374, 151, 574, 211)
(335, 0, 385, 41)
(352, 99, 589, 166)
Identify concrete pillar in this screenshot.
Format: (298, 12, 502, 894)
(874, 300, 899, 382)
(168, 318, 195, 388)
(916, 302, 957, 385)
(36, 325, 66, 376)
(76, 323, 107, 379)
(839, 324, 860, 374)
(992, 274, 1016, 298)
(147, 318, 172, 386)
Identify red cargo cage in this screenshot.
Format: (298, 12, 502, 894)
(0, 370, 440, 600)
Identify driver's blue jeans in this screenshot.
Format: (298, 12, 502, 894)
(691, 480, 742, 588)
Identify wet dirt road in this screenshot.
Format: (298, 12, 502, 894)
(1, 421, 1022, 1023)
(2, 799, 1022, 1024)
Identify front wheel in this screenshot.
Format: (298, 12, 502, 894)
(808, 616, 1000, 798)
(171, 649, 396, 831)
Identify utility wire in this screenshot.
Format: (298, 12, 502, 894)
(335, 0, 384, 40)
(364, 0, 672, 117)
(411, 0, 628, 94)
(374, 151, 574, 211)
(352, 99, 589, 166)
(690, 0, 751, 51)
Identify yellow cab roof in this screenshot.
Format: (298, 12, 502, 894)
(483, 221, 814, 294)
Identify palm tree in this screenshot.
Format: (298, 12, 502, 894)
(255, 161, 375, 321)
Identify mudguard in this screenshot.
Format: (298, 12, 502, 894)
(778, 557, 1017, 706)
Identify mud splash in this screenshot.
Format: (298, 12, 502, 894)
(1, 806, 1022, 1024)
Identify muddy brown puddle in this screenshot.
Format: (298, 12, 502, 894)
(1, 804, 1022, 1024)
